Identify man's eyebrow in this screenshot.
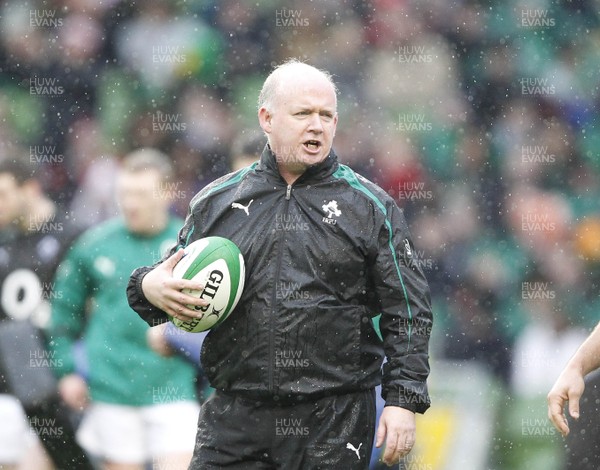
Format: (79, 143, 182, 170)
(293, 106, 335, 113)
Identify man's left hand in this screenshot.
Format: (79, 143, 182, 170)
(375, 406, 416, 466)
(147, 322, 174, 357)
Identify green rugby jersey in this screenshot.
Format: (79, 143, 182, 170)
(49, 217, 197, 406)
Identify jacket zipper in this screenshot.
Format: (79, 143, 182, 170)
(268, 183, 292, 394)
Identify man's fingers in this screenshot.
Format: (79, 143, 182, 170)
(375, 419, 386, 448)
(547, 371, 586, 436)
(167, 304, 204, 321)
(390, 430, 415, 464)
(163, 248, 185, 270)
(551, 414, 569, 437)
(158, 276, 208, 319)
(378, 425, 414, 465)
(382, 428, 399, 465)
(547, 394, 571, 436)
(377, 407, 416, 466)
(557, 415, 570, 436)
(400, 432, 415, 456)
(567, 391, 581, 420)
(163, 298, 205, 319)
(163, 286, 208, 307)
(171, 278, 205, 293)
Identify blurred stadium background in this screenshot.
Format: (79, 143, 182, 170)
(2, 0, 600, 468)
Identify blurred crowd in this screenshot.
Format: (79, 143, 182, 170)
(1, 0, 600, 463)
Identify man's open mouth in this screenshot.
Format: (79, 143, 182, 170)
(303, 140, 321, 151)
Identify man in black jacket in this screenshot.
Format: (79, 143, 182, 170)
(128, 59, 433, 469)
(0, 157, 93, 470)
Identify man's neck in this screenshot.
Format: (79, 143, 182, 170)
(131, 214, 170, 238)
(278, 166, 303, 185)
(276, 159, 312, 186)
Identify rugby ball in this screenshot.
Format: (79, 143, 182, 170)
(170, 237, 245, 332)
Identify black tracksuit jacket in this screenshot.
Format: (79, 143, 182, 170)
(127, 146, 433, 413)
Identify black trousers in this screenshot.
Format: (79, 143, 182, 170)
(565, 370, 600, 469)
(189, 389, 376, 470)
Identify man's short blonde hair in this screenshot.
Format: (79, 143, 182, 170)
(257, 59, 338, 112)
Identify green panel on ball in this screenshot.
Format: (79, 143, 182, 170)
(172, 236, 245, 332)
(213, 247, 245, 329)
(181, 237, 226, 279)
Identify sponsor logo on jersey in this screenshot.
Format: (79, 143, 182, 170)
(232, 199, 253, 216)
(346, 442, 362, 460)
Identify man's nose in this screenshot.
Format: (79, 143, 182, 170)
(307, 113, 323, 132)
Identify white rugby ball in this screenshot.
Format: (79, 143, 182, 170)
(170, 236, 245, 332)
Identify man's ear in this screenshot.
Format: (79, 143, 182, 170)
(258, 107, 272, 134)
(332, 112, 338, 138)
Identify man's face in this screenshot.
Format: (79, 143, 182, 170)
(0, 173, 23, 229)
(259, 73, 338, 174)
(116, 169, 171, 235)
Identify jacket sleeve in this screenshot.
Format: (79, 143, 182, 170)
(370, 200, 433, 413)
(126, 266, 167, 326)
(126, 207, 197, 327)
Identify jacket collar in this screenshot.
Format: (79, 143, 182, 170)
(257, 144, 339, 184)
